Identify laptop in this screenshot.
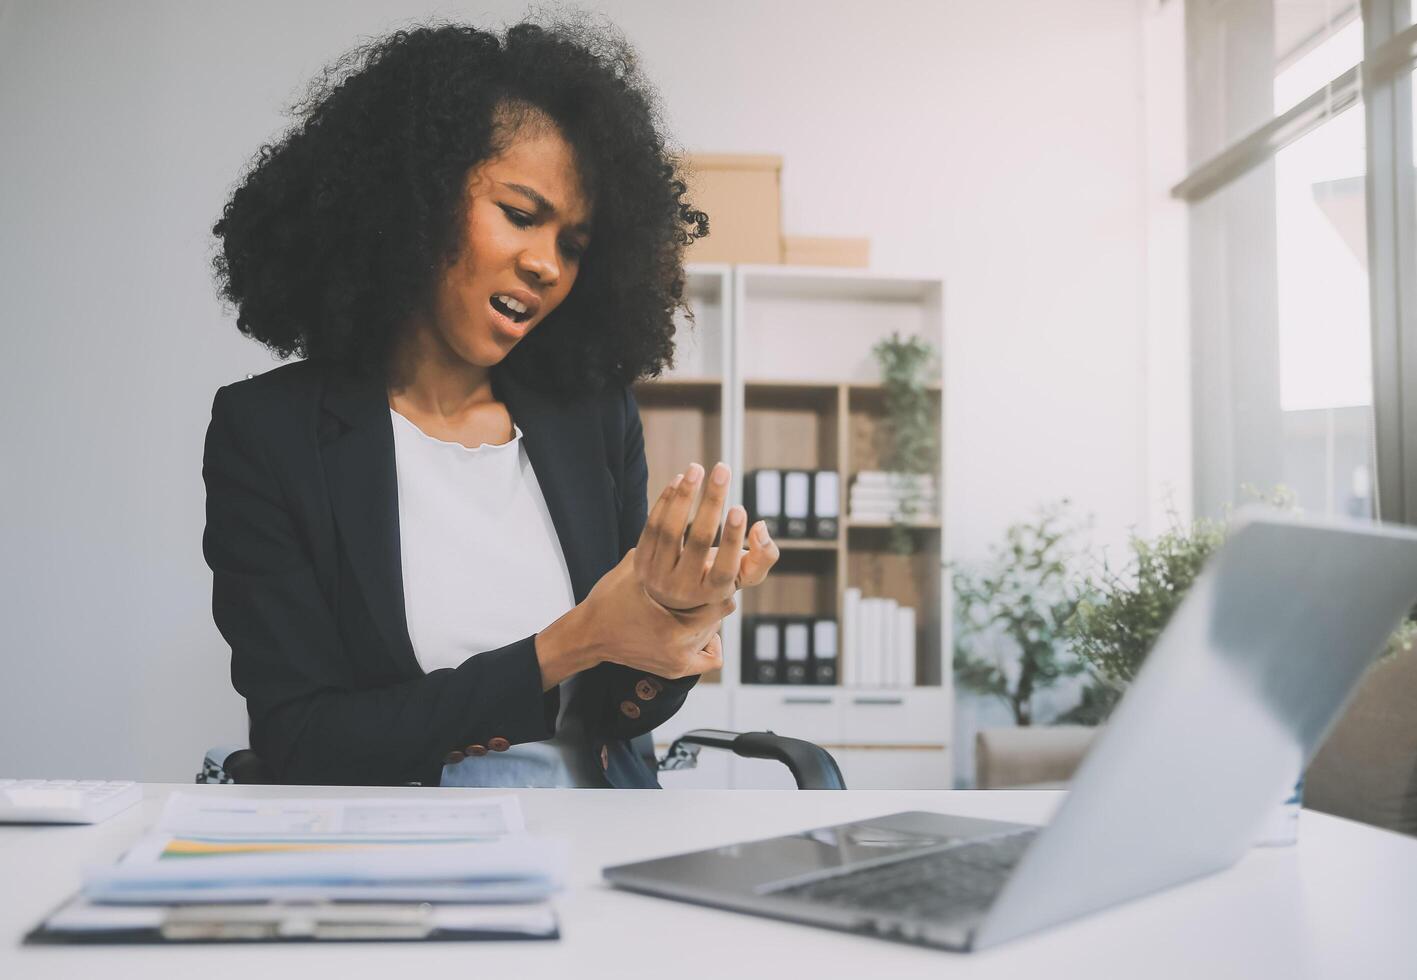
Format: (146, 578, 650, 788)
(604, 511, 1417, 951)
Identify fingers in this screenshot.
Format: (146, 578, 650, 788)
(635, 461, 773, 613)
(635, 474, 682, 570)
(735, 521, 781, 590)
(696, 631, 724, 672)
(704, 504, 748, 593)
(677, 462, 731, 585)
(647, 463, 703, 583)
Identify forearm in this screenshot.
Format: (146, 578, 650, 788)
(534, 601, 606, 689)
(239, 633, 556, 786)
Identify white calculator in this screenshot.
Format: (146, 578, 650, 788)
(0, 779, 142, 824)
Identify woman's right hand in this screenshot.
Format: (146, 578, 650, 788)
(635, 461, 779, 612)
(535, 547, 729, 687)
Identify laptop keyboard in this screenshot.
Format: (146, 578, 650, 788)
(766, 829, 1039, 921)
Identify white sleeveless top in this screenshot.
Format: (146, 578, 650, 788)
(390, 408, 579, 787)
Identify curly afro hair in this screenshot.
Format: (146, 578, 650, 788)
(212, 17, 707, 397)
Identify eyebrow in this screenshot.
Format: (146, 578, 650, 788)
(499, 182, 591, 236)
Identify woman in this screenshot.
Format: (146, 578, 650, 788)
(203, 20, 778, 788)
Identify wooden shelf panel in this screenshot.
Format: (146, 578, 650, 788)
(846, 518, 942, 530)
(775, 537, 840, 550)
(743, 385, 841, 472)
(740, 379, 942, 392)
(634, 379, 722, 406)
(744, 378, 843, 392)
(846, 388, 942, 477)
(642, 375, 724, 389)
(633, 381, 723, 511)
(845, 380, 942, 393)
(741, 548, 837, 619)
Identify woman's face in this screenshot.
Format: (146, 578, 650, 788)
(426, 122, 592, 369)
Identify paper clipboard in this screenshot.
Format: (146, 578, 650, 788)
(24, 896, 560, 944)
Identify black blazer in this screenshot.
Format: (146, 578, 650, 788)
(202, 359, 696, 788)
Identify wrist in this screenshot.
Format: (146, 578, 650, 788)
(535, 602, 604, 689)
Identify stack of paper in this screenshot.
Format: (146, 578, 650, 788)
(84, 793, 564, 904)
(841, 588, 917, 688)
(34, 793, 565, 943)
(849, 471, 938, 522)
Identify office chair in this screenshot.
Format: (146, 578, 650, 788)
(199, 729, 846, 790)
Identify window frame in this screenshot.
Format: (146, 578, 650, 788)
(1361, 0, 1417, 523)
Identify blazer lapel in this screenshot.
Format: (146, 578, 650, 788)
(315, 363, 618, 677)
(495, 370, 619, 603)
(319, 366, 419, 674)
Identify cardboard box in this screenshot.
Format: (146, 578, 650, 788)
(781, 235, 870, 268)
(682, 154, 782, 264)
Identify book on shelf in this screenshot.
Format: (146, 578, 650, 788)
(848, 471, 938, 523)
(861, 598, 883, 686)
(744, 469, 783, 537)
(841, 594, 917, 688)
(850, 490, 939, 504)
(782, 470, 811, 538)
(746, 469, 843, 537)
(894, 605, 916, 689)
(812, 619, 838, 685)
(852, 470, 937, 489)
(842, 588, 861, 687)
(850, 490, 940, 502)
(782, 620, 810, 684)
(743, 618, 781, 685)
(880, 599, 898, 687)
(811, 470, 840, 539)
(742, 615, 839, 685)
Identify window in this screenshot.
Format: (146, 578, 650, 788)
(1179, 0, 1417, 524)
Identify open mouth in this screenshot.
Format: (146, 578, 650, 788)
(490, 293, 533, 324)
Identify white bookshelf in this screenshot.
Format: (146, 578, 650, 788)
(646, 264, 951, 790)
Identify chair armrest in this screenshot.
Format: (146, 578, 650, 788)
(198, 745, 274, 785)
(202, 733, 847, 790)
(665, 729, 846, 790)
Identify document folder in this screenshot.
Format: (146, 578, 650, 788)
(782, 470, 811, 538)
(744, 617, 782, 684)
(24, 791, 563, 944)
(811, 470, 840, 539)
(745, 469, 783, 537)
(25, 897, 559, 944)
(782, 620, 811, 684)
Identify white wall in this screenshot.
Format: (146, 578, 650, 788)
(0, 0, 1170, 780)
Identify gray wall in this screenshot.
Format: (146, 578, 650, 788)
(0, 0, 1155, 780)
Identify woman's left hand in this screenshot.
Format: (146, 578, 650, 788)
(634, 462, 780, 612)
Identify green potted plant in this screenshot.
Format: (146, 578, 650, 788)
(1061, 508, 1227, 715)
(870, 333, 938, 555)
(952, 502, 1091, 726)
(1065, 488, 1416, 701)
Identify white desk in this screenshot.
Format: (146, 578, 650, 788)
(3, 784, 1414, 979)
